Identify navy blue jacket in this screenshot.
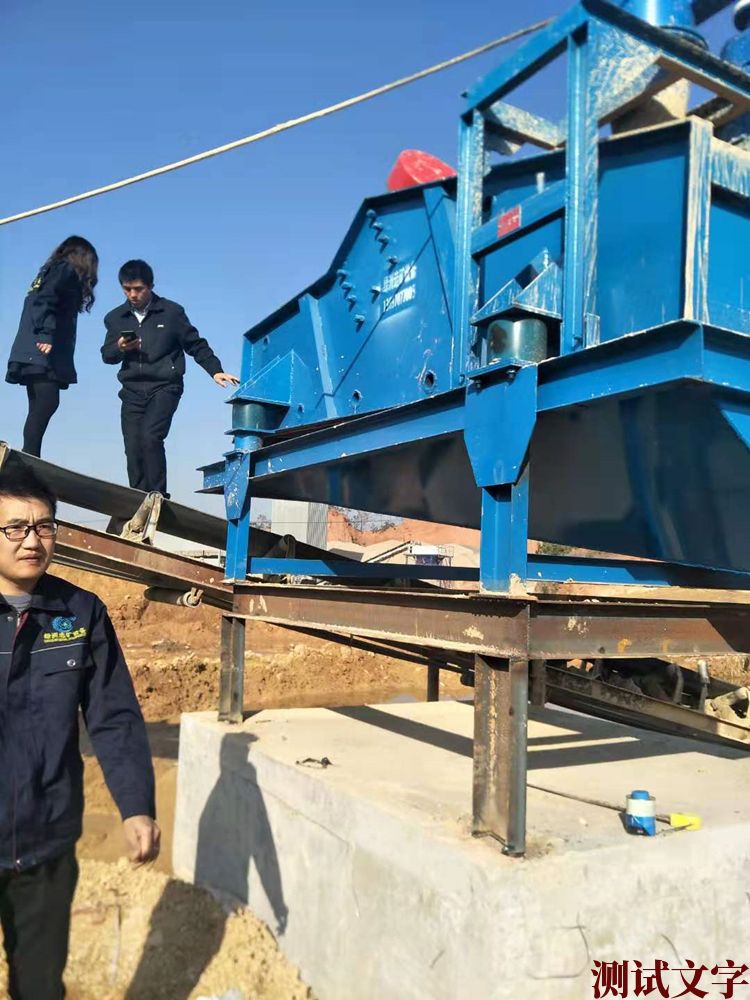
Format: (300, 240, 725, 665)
(101, 294, 223, 387)
(6, 260, 83, 386)
(0, 575, 155, 871)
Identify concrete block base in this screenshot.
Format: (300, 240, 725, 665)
(173, 703, 750, 1000)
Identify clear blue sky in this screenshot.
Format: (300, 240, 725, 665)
(0, 0, 735, 525)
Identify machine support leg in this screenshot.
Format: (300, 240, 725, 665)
(472, 654, 529, 856)
(426, 662, 440, 702)
(530, 659, 547, 707)
(219, 615, 246, 723)
(479, 466, 529, 593)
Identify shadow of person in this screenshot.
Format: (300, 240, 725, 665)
(124, 731, 288, 999)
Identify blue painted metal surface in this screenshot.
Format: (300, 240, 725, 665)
(205, 0, 750, 590)
(616, 0, 706, 44)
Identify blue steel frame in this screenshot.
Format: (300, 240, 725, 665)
(204, 0, 750, 596)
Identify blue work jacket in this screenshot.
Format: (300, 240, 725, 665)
(101, 294, 223, 387)
(6, 260, 83, 386)
(0, 574, 154, 871)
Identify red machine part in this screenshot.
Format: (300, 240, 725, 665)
(386, 150, 457, 191)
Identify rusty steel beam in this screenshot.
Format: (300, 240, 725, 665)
(232, 583, 750, 660)
(426, 662, 441, 702)
(233, 584, 530, 657)
(219, 616, 245, 723)
(54, 521, 232, 609)
(275, 623, 468, 672)
(473, 655, 529, 854)
(528, 603, 750, 659)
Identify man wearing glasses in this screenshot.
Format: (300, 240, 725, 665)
(0, 463, 158, 999)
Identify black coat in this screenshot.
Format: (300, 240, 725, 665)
(5, 260, 83, 386)
(0, 575, 155, 871)
(102, 294, 223, 387)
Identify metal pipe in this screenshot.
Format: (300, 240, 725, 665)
(144, 586, 203, 608)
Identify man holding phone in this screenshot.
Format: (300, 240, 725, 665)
(101, 260, 239, 497)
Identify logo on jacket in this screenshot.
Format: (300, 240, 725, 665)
(51, 616, 75, 632)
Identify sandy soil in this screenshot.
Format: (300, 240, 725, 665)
(1, 858, 312, 1000)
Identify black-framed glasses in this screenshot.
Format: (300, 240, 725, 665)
(0, 521, 58, 541)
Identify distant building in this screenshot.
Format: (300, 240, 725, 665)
(271, 500, 328, 549)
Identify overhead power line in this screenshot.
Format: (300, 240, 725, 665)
(0, 19, 551, 227)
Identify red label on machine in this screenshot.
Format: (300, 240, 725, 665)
(498, 205, 521, 237)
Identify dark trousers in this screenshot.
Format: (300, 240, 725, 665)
(23, 379, 61, 457)
(119, 383, 182, 496)
(0, 850, 78, 1000)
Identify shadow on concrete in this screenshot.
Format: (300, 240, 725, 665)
(124, 732, 287, 1000)
(331, 702, 747, 770)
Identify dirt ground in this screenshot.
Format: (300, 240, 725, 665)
(0, 566, 464, 999)
(1, 857, 312, 1000)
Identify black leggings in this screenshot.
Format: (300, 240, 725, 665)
(23, 380, 61, 457)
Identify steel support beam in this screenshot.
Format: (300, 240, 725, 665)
(232, 584, 750, 659)
(563, 22, 598, 352)
(219, 616, 246, 723)
(233, 585, 530, 658)
(530, 659, 547, 706)
(427, 662, 441, 702)
(473, 655, 529, 855)
(453, 110, 485, 375)
(529, 602, 750, 659)
(54, 522, 232, 609)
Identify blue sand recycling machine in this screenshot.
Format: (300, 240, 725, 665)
(200, 0, 750, 853)
(204, 0, 750, 594)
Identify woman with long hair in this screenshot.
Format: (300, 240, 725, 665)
(6, 235, 99, 456)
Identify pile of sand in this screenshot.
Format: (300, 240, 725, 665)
(1, 859, 312, 1000)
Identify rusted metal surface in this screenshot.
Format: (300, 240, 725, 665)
(232, 582, 750, 660)
(54, 521, 232, 609)
(473, 656, 528, 855)
(529, 603, 750, 658)
(530, 659, 547, 706)
(277, 624, 467, 672)
(233, 584, 531, 657)
(527, 579, 750, 605)
(545, 664, 750, 747)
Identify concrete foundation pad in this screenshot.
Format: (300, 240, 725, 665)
(173, 702, 750, 1000)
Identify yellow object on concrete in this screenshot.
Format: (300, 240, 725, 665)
(669, 812, 702, 831)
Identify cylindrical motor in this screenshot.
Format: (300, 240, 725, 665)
(487, 317, 548, 365)
(622, 0, 705, 44)
(611, 0, 706, 134)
